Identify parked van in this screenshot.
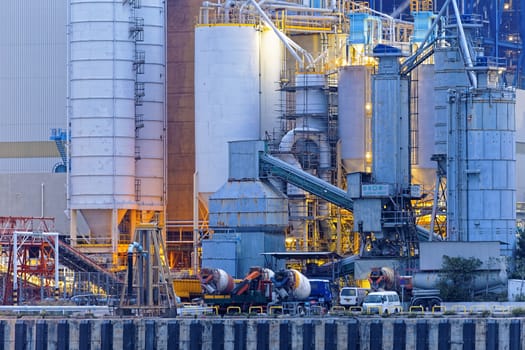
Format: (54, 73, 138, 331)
(339, 287, 368, 307)
(362, 291, 401, 314)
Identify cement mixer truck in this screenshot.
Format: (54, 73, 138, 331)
(200, 267, 274, 314)
(368, 267, 442, 310)
(201, 267, 332, 315)
(269, 269, 332, 315)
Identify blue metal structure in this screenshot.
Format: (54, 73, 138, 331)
(49, 128, 68, 173)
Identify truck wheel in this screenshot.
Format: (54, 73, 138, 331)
(429, 299, 440, 311)
(413, 300, 427, 310)
(297, 305, 305, 316)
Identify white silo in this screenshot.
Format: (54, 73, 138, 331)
(134, 0, 166, 210)
(69, 0, 137, 243)
(194, 25, 282, 205)
(338, 65, 372, 173)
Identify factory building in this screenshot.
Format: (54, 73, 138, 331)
(0, 0, 524, 278)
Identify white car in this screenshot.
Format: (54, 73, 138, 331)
(339, 287, 368, 307)
(362, 291, 401, 314)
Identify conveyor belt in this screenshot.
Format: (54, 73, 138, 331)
(55, 239, 121, 288)
(259, 153, 353, 211)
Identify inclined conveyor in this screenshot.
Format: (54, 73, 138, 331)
(259, 152, 435, 243)
(259, 152, 353, 211)
(56, 239, 121, 289)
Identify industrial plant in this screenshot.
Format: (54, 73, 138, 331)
(0, 0, 524, 307)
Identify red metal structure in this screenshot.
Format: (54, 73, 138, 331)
(0, 217, 58, 304)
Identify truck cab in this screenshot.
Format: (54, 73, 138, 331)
(307, 279, 333, 309)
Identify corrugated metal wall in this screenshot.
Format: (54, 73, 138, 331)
(166, 0, 201, 220)
(0, 1, 67, 173)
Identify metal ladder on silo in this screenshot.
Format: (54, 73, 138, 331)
(127, 0, 145, 200)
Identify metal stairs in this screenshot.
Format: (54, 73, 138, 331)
(49, 128, 68, 171)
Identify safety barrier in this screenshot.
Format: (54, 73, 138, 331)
(226, 306, 241, 315)
(248, 306, 264, 314)
(268, 305, 283, 315)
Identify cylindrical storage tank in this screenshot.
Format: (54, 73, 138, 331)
(447, 79, 516, 256)
(69, 0, 137, 224)
(411, 64, 436, 190)
(260, 29, 283, 142)
(134, 0, 166, 210)
(372, 52, 410, 187)
(413, 270, 507, 292)
(433, 45, 469, 157)
(338, 65, 372, 173)
(295, 74, 328, 132)
(195, 25, 281, 205)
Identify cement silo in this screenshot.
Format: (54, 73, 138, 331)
(447, 65, 516, 256)
(372, 47, 410, 187)
(338, 65, 373, 173)
(134, 0, 166, 210)
(411, 64, 436, 191)
(69, 0, 166, 254)
(194, 24, 282, 206)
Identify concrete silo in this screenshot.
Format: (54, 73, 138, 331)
(134, 0, 167, 211)
(447, 65, 516, 256)
(69, 0, 166, 260)
(338, 65, 373, 174)
(194, 24, 282, 206)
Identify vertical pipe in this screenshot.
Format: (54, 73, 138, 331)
(127, 252, 133, 299)
(146, 231, 152, 306)
(54, 233, 59, 298)
(40, 183, 44, 217)
(193, 172, 199, 275)
(336, 140, 342, 254)
(450, 0, 477, 88)
(13, 232, 18, 304)
(495, 0, 499, 59)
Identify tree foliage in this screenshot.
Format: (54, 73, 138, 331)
(516, 227, 525, 261)
(437, 255, 482, 301)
